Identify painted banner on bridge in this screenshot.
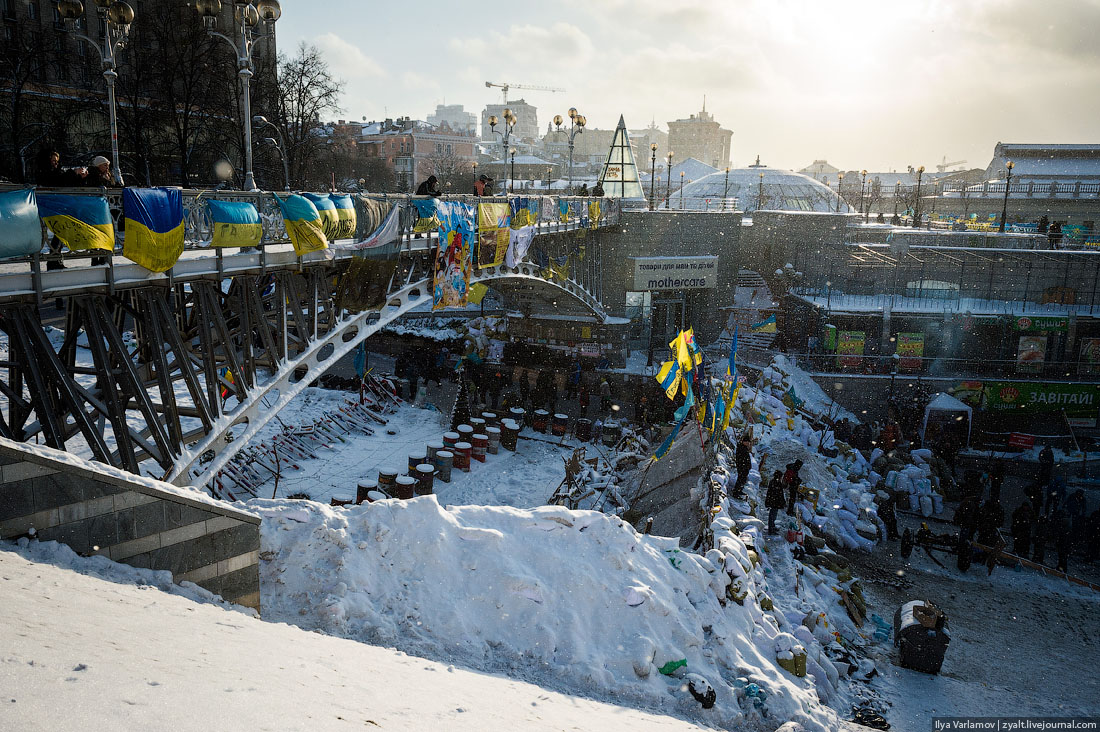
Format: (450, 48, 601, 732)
(36, 192, 114, 253)
(432, 201, 474, 311)
(476, 202, 510, 269)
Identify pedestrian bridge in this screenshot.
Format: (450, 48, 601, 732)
(0, 188, 619, 484)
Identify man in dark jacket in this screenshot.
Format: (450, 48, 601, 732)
(1049, 507, 1071, 572)
(1010, 501, 1033, 558)
(416, 175, 440, 196)
(783, 459, 804, 515)
(1037, 445, 1054, 487)
(976, 489, 1005, 547)
(765, 471, 786, 534)
(732, 436, 752, 498)
(954, 492, 981, 543)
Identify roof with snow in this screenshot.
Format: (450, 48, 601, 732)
(986, 142, 1100, 181)
(670, 157, 719, 182)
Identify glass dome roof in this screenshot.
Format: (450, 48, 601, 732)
(664, 166, 852, 213)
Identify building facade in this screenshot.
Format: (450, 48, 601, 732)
(427, 104, 477, 135)
(480, 100, 539, 144)
(358, 117, 476, 191)
(666, 107, 732, 171)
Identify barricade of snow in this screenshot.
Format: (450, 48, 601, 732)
(249, 496, 841, 730)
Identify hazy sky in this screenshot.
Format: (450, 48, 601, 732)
(278, 0, 1100, 173)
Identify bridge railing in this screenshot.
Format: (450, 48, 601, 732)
(0, 183, 622, 266)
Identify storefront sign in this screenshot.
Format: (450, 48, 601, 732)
(1080, 338, 1100, 376)
(896, 332, 924, 370)
(837, 331, 865, 368)
(1012, 315, 1068, 332)
(981, 381, 1098, 426)
(633, 256, 717, 291)
(1015, 335, 1046, 374)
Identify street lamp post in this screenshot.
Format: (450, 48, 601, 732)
(723, 166, 731, 210)
(859, 169, 868, 218)
(679, 171, 685, 209)
(57, 0, 135, 186)
(509, 147, 517, 193)
(554, 109, 585, 194)
(757, 171, 764, 211)
(253, 114, 289, 190)
(665, 152, 673, 208)
(835, 172, 844, 213)
(546, 166, 552, 192)
(998, 160, 1015, 233)
(912, 165, 925, 228)
(197, 0, 282, 192)
(649, 143, 658, 211)
(893, 181, 900, 224)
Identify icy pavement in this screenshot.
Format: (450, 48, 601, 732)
(0, 542, 713, 732)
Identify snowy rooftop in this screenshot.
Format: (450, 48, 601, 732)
(672, 167, 852, 214)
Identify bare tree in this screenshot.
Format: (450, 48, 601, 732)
(427, 146, 475, 192)
(0, 22, 59, 181)
(275, 42, 341, 189)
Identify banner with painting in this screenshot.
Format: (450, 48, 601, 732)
(432, 201, 475, 311)
(837, 330, 865, 368)
(476, 202, 510, 268)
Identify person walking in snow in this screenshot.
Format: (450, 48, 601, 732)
(733, 436, 752, 498)
(783, 459, 804, 515)
(765, 470, 787, 535)
(1010, 501, 1033, 558)
(1037, 444, 1055, 487)
(599, 378, 612, 411)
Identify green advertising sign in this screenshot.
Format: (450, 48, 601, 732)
(980, 381, 1099, 424)
(1011, 315, 1068, 332)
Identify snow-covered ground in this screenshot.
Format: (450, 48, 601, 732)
(0, 540, 714, 732)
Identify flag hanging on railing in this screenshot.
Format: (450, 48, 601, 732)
(505, 224, 535, 267)
(35, 191, 114, 254)
(122, 187, 184, 273)
(750, 314, 777, 333)
(413, 198, 441, 233)
(558, 199, 569, 223)
(205, 199, 261, 248)
(329, 193, 357, 239)
(303, 192, 340, 239)
(337, 203, 400, 258)
(275, 194, 328, 256)
(477, 202, 510, 268)
(432, 200, 474, 311)
(588, 200, 601, 230)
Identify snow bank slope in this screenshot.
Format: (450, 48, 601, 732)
(0, 543, 711, 732)
(253, 497, 839, 731)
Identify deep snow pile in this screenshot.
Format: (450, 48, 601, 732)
(251, 496, 841, 730)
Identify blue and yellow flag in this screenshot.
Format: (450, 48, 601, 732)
(37, 192, 114, 253)
(558, 199, 569, 223)
(653, 415, 684, 461)
(750, 314, 777, 333)
(656, 360, 681, 400)
(122, 187, 184, 272)
(588, 200, 601, 230)
(303, 193, 340, 239)
(413, 199, 441, 233)
(276, 194, 328, 256)
(727, 324, 738, 381)
(206, 199, 261, 248)
(329, 193, 357, 239)
(0, 188, 45, 259)
(669, 330, 700, 373)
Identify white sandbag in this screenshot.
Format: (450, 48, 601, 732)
(932, 493, 944, 515)
(920, 494, 933, 517)
(908, 493, 921, 512)
(885, 470, 898, 489)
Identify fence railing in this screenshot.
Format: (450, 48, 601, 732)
(0, 185, 621, 266)
(865, 180, 1100, 200)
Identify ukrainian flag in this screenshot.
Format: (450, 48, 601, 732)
(750, 314, 778, 333)
(122, 187, 184, 273)
(329, 193, 357, 239)
(0, 188, 45, 259)
(588, 200, 601, 230)
(669, 330, 698, 373)
(37, 192, 115, 253)
(206, 199, 261, 248)
(276, 194, 328, 256)
(304, 193, 340, 240)
(656, 360, 681, 400)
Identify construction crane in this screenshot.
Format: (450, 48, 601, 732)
(936, 156, 967, 173)
(485, 81, 565, 104)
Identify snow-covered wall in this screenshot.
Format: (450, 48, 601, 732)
(0, 438, 261, 610)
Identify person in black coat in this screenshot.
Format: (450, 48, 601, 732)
(1049, 507, 1071, 573)
(1010, 501, 1033, 558)
(783, 459, 804, 515)
(976, 490, 1005, 547)
(765, 470, 786, 534)
(415, 175, 440, 196)
(732, 436, 752, 498)
(1037, 445, 1054, 488)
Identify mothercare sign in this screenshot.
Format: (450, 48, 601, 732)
(634, 256, 718, 291)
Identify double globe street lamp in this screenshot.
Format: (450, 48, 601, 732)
(56, 0, 135, 186)
(553, 108, 585, 194)
(196, 0, 281, 192)
(648, 142, 658, 211)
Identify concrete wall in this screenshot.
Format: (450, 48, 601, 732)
(740, 211, 856, 281)
(601, 210, 742, 343)
(0, 440, 261, 611)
